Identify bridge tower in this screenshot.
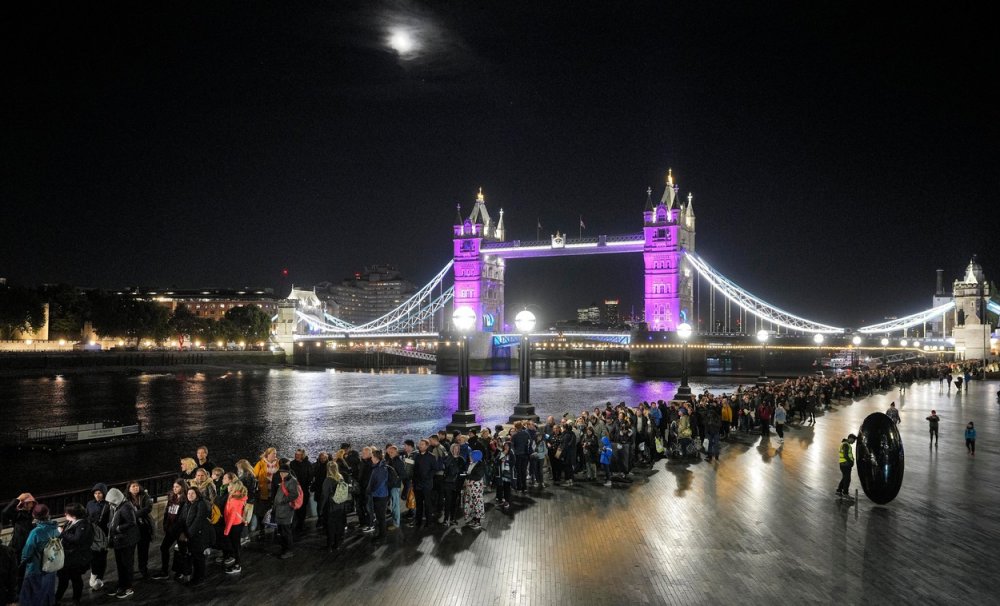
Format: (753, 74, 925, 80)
(643, 169, 695, 331)
(951, 256, 995, 359)
(452, 188, 505, 333)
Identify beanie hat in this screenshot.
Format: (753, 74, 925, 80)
(278, 463, 291, 473)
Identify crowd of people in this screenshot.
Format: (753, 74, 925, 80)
(0, 359, 990, 604)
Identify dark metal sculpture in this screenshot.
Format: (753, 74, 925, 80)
(856, 412, 904, 504)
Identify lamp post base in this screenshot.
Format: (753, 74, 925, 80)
(672, 384, 693, 402)
(508, 403, 539, 424)
(446, 410, 481, 434)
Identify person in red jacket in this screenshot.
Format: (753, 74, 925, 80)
(221, 475, 248, 575)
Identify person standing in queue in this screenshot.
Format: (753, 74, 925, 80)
(368, 449, 389, 545)
(126, 481, 153, 580)
(105, 486, 139, 599)
(86, 483, 111, 591)
(18, 504, 61, 606)
(55, 503, 94, 604)
(836, 434, 857, 498)
(272, 463, 299, 559)
(151, 480, 187, 581)
(179, 487, 209, 585)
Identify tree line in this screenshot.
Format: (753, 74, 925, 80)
(0, 283, 271, 346)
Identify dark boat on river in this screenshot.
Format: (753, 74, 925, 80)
(5, 421, 159, 453)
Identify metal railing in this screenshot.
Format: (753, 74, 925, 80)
(3, 471, 178, 519)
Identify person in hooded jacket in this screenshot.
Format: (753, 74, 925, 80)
(289, 449, 312, 532)
(19, 504, 60, 606)
(86, 483, 111, 591)
(105, 486, 139, 599)
(55, 503, 94, 604)
(272, 463, 299, 559)
(179, 487, 209, 585)
(311, 451, 330, 531)
(600, 436, 614, 486)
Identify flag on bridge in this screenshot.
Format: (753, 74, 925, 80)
(579, 216, 586, 229)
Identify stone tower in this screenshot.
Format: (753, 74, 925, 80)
(452, 188, 505, 332)
(643, 170, 696, 331)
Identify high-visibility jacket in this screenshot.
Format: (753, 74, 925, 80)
(838, 440, 854, 464)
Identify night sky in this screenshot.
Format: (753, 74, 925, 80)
(5, 2, 997, 329)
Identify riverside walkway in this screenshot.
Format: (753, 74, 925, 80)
(75, 379, 999, 605)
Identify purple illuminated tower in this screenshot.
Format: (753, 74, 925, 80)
(453, 188, 505, 331)
(643, 169, 696, 332)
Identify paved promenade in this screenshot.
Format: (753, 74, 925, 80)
(79, 378, 998, 605)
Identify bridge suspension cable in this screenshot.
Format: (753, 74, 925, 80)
(294, 261, 455, 334)
(857, 301, 956, 334)
(683, 251, 845, 334)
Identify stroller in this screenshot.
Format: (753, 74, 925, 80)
(667, 421, 700, 461)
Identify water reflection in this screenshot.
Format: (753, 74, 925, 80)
(3, 368, 744, 495)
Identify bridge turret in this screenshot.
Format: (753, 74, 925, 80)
(643, 186, 655, 224)
(496, 208, 505, 241)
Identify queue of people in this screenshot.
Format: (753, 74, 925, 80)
(1, 359, 991, 603)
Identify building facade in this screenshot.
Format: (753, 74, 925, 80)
(319, 265, 416, 325)
(131, 288, 280, 321)
(642, 170, 696, 331)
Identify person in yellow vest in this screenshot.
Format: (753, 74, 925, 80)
(836, 434, 857, 498)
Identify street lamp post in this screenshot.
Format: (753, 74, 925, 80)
(510, 309, 539, 423)
(851, 335, 862, 368)
(673, 322, 693, 401)
(756, 329, 770, 385)
(448, 306, 481, 433)
(881, 337, 889, 365)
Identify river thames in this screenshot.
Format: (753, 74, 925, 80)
(2, 367, 746, 496)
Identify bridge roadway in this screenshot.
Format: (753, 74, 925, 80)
(94, 378, 997, 605)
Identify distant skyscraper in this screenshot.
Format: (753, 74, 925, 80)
(577, 304, 601, 324)
(601, 299, 620, 326)
(319, 265, 416, 325)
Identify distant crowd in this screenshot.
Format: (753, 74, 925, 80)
(1, 359, 990, 604)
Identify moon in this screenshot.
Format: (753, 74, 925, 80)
(388, 28, 415, 55)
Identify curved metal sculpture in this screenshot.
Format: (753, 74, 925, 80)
(856, 412, 904, 504)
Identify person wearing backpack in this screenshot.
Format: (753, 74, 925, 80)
(272, 463, 300, 559)
(85, 483, 111, 591)
(385, 445, 405, 529)
(105, 487, 139, 599)
(55, 503, 94, 604)
(319, 460, 351, 551)
(18, 504, 60, 606)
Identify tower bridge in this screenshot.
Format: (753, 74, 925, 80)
(276, 171, 999, 376)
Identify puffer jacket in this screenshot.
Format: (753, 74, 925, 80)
(61, 518, 95, 571)
(272, 476, 300, 525)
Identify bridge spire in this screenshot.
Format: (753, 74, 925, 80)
(645, 186, 654, 211)
(468, 187, 494, 238)
(685, 192, 695, 216)
(454, 203, 463, 225)
(660, 168, 678, 209)
(496, 208, 505, 241)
